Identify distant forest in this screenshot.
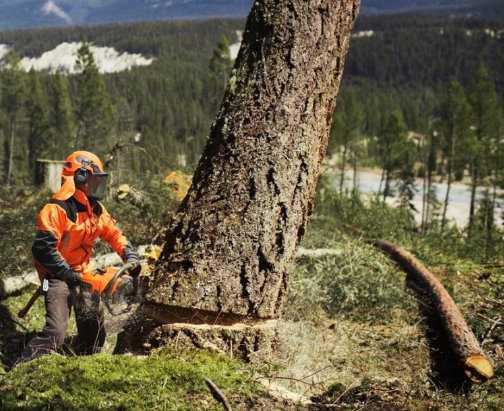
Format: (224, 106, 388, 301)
(0, 14, 502, 187)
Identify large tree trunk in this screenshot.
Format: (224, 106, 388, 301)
(144, 0, 360, 326)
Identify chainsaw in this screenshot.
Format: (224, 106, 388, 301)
(17, 262, 144, 319)
(100, 263, 143, 316)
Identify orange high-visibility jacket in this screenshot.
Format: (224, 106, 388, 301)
(32, 189, 135, 281)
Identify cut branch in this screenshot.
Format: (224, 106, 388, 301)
(372, 239, 494, 383)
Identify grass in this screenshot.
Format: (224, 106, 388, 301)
(275, 189, 504, 409)
(0, 184, 503, 410)
(0, 350, 265, 411)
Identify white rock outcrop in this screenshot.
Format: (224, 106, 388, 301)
(0, 44, 10, 61)
(0, 42, 154, 74)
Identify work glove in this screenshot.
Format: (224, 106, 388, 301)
(122, 243, 141, 278)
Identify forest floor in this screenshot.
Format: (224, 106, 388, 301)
(0, 185, 503, 410)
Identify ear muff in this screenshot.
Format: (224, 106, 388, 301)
(74, 167, 89, 186)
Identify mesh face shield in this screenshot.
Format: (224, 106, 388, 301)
(87, 173, 109, 200)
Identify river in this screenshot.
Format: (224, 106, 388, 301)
(337, 169, 502, 227)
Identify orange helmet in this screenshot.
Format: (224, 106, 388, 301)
(62, 151, 105, 177)
(54, 151, 109, 201)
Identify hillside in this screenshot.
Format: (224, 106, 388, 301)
(0, 0, 502, 30)
(0, 15, 502, 184)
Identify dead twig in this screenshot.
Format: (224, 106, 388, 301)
(484, 297, 504, 309)
(331, 380, 359, 405)
(204, 377, 232, 411)
(478, 314, 504, 348)
(300, 365, 334, 382)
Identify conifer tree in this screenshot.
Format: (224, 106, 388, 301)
(439, 80, 472, 229)
(396, 137, 417, 217)
(468, 65, 500, 234)
(209, 35, 233, 91)
(75, 42, 115, 152)
(420, 126, 442, 231)
(332, 90, 364, 192)
(50, 73, 76, 155)
(136, 0, 361, 337)
(376, 111, 408, 201)
(0, 53, 25, 185)
(207, 35, 234, 113)
(25, 69, 50, 183)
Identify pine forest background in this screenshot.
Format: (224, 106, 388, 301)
(1, 12, 504, 267)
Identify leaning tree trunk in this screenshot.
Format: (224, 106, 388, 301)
(137, 0, 360, 350)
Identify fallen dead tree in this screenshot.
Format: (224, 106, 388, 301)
(0, 246, 341, 298)
(372, 239, 494, 383)
(0, 271, 40, 299)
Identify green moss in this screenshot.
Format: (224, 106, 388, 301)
(0, 350, 263, 410)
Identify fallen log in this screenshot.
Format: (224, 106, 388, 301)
(0, 246, 339, 299)
(372, 239, 494, 383)
(296, 248, 343, 259)
(0, 271, 39, 298)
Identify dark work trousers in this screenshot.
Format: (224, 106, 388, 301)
(20, 278, 106, 362)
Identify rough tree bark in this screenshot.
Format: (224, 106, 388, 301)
(136, 0, 360, 346)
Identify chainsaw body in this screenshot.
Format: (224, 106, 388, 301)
(81, 264, 139, 315)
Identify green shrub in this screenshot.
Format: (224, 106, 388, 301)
(288, 237, 415, 323)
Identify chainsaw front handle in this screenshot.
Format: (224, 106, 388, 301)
(102, 263, 133, 296)
(102, 262, 138, 316)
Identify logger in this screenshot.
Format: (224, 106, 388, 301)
(16, 151, 141, 364)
